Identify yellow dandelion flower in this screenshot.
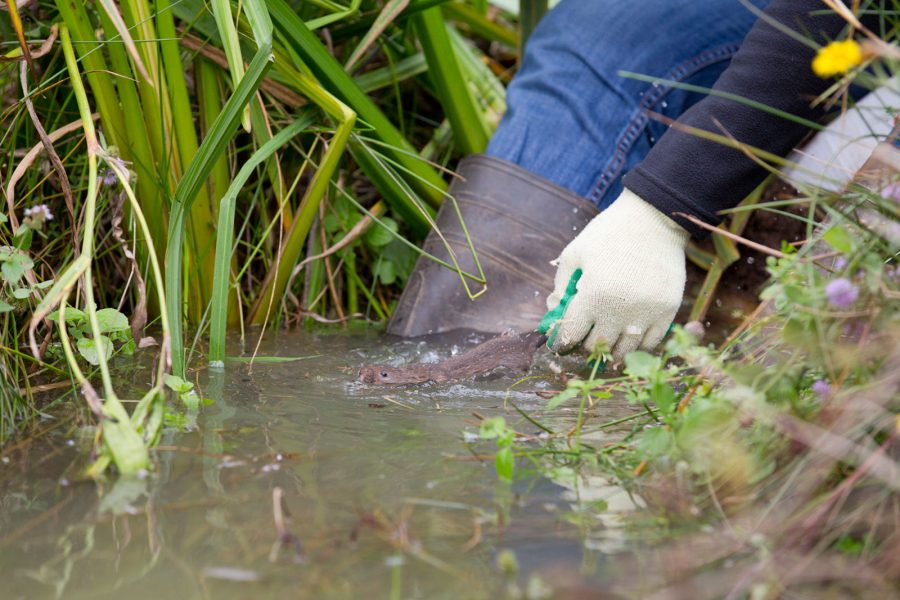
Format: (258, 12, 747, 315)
(812, 39, 863, 78)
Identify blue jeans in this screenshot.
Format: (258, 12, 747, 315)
(487, 0, 769, 211)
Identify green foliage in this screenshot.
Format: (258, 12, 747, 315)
(163, 374, 207, 430)
(1, 0, 513, 457)
(479, 416, 516, 481)
(47, 306, 135, 366)
(464, 14, 900, 593)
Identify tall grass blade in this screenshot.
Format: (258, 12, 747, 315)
(248, 70, 357, 324)
(344, 0, 410, 71)
(95, 0, 153, 84)
(269, 0, 446, 221)
(413, 8, 490, 154)
(158, 0, 219, 323)
(196, 57, 240, 324)
(210, 0, 251, 131)
(519, 0, 548, 51)
(209, 116, 314, 365)
(6, 0, 36, 77)
(442, 2, 518, 49)
(618, 71, 825, 131)
(306, 0, 362, 30)
(448, 26, 506, 131)
(166, 45, 273, 377)
(53, 0, 128, 165)
(94, 7, 166, 268)
(355, 53, 428, 92)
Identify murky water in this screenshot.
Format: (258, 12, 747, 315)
(0, 331, 641, 599)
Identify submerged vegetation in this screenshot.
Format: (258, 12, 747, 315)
(1, 0, 899, 596)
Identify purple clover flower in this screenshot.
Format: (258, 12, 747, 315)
(881, 182, 900, 203)
(811, 380, 831, 398)
(833, 256, 848, 270)
(100, 169, 118, 186)
(825, 277, 859, 309)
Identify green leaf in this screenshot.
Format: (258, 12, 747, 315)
(494, 446, 514, 482)
(678, 399, 736, 450)
(375, 259, 396, 285)
(479, 416, 507, 440)
(77, 335, 112, 366)
(325, 211, 361, 234)
(13, 227, 32, 251)
(12, 287, 32, 299)
(823, 226, 854, 254)
(97, 476, 148, 515)
(323, 213, 341, 233)
(834, 535, 867, 556)
(0, 251, 33, 285)
(637, 426, 674, 459)
(783, 284, 806, 303)
(547, 386, 580, 410)
(380, 239, 417, 283)
(181, 390, 200, 413)
(624, 351, 661, 379)
(652, 382, 677, 414)
(95, 308, 130, 333)
(365, 216, 398, 247)
(48, 306, 86, 324)
(163, 374, 194, 395)
(0, 299, 13, 313)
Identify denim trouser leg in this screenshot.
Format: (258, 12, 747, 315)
(486, 0, 769, 211)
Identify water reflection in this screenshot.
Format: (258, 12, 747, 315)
(0, 331, 639, 599)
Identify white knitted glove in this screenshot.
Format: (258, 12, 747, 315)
(544, 188, 690, 359)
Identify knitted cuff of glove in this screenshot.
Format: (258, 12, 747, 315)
(618, 188, 690, 248)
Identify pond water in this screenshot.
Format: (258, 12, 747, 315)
(0, 331, 642, 599)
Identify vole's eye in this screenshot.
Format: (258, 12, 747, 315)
(380, 371, 388, 378)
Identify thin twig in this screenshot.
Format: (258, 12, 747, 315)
(672, 212, 787, 258)
(269, 487, 304, 563)
(286, 201, 383, 289)
(5, 113, 99, 230)
(19, 61, 78, 251)
(180, 32, 306, 107)
(318, 201, 346, 326)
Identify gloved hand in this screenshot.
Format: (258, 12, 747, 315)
(542, 188, 690, 359)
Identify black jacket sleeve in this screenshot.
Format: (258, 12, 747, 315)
(623, 0, 877, 237)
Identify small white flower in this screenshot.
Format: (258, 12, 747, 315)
(22, 204, 54, 230)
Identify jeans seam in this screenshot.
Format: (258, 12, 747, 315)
(586, 42, 743, 206)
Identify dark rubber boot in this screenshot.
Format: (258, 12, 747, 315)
(388, 155, 598, 337)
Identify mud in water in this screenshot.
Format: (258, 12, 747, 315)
(0, 331, 640, 599)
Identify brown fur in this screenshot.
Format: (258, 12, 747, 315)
(358, 331, 546, 385)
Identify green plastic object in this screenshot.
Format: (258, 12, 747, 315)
(538, 268, 581, 347)
(536, 268, 675, 359)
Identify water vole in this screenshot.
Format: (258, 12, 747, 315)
(358, 331, 546, 385)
